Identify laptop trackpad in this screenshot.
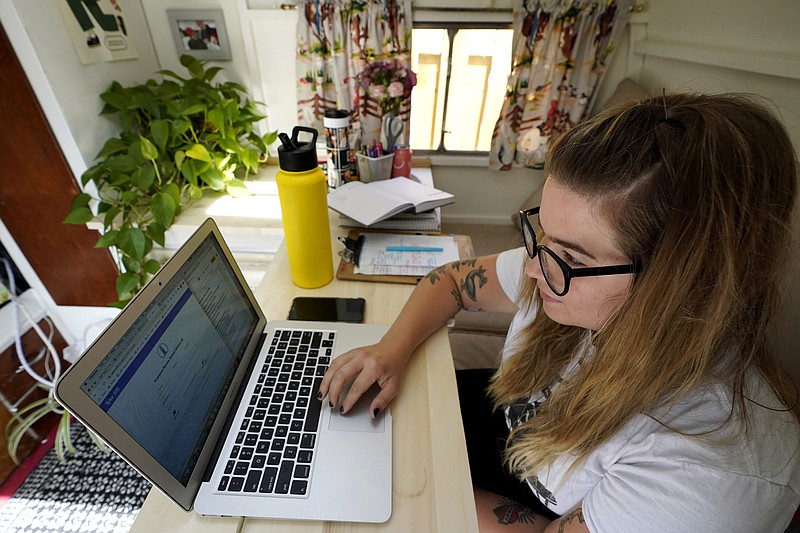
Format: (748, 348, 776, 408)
(329, 383, 386, 433)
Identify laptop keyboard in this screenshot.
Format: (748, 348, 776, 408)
(217, 328, 334, 498)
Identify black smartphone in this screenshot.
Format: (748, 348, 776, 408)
(287, 297, 366, 323)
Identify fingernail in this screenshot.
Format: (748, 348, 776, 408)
(317, 392, 323, 400)
(372, 408, 380, 418)
(329, 401, 334, 408)
(339, 406, 345, 414)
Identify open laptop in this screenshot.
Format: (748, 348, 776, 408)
(55, 218, 392, 523)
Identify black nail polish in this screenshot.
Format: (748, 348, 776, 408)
(339, 406, 344, 414)
(317, 392, 323, 400)
(329, 401, 334, 408)
(373, 408, 380, 418)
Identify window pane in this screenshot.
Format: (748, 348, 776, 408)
(444, 29, 513, 151)
(410, 29, 449, 151)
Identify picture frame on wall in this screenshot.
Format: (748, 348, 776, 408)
(167, 9, 232, 61)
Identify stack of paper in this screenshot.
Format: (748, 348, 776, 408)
(354, 234, 459, 276)
(337, 210, 441, 232)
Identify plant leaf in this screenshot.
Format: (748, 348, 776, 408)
(95, 229, 119, 248)
(186, 144, 211, 162)
(150, 119, 170, 152)
(146, 223, 166, 247)
(117, 227, 147, 260)
(105, 154, 138, 172)
(208, 108, 225, 132)
(225, 178, 252, 198)
(63, 207, 93, 225)
(115, 272, 139, 298)
(143, 259, 161, 275)
(139, 136, 158, 161)
(69, 193, 91, 211)
(200, 167, 225, 190)
(151, 192, 177, 228)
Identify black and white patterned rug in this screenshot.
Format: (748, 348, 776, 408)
(0, 424, 151, 532)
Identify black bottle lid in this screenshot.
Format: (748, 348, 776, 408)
(277, 126, 319, 172)
(324, 109, 349, 120)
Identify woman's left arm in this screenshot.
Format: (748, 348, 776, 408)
(475, 487, 590, 533)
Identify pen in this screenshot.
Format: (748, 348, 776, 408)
(386, 246, 444, 252)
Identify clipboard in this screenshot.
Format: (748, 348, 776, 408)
(336, 229, 475, 285)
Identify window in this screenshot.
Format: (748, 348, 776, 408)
(410, 23, 513, 155)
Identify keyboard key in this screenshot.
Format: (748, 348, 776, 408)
(291, 480, 308, 495)
(234, 461, 248, 476)
(298, 450, 313, 463)
(295, 464, 311, 479)
(218, 476, 230, 491)
(229, 476, 245, 492)
(245, 470, 261, 492)
(303, 379, 324, 432)
(260, 467, 278, 493)
(276, 461, 293, 494)
(300, 433, 315, 449)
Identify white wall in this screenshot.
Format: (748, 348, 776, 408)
(3, 0, 160, 178)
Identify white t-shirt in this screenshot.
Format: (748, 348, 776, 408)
(495, 247, 800, 532)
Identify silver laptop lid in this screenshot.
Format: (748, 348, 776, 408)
(55, 218, 267, 510)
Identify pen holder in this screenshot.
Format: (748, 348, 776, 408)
(356, 153, 394, 182)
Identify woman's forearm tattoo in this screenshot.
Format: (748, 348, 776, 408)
(424, 259, 488, 308)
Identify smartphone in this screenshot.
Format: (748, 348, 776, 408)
(287, 297, 366, 323)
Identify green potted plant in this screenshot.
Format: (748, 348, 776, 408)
(64, 54, 277, 307)
(5, 56, 277, 465)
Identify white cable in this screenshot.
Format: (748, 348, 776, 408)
(3, 258, 61, 389)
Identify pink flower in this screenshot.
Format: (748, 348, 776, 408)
(368, 84, 387, 98)
(387, 81, 404, 98)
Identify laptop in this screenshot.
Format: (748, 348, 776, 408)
(55, 218, 392, 523)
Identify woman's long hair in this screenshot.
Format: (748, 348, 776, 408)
(489, 92, 799, 477)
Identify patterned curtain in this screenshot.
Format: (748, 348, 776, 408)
(489, 0, 633, 170)
(295, 0, 413, 147)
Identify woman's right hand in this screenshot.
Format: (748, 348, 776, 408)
(318, 339, 413, 418)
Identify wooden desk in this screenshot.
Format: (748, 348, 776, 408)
(129, 213, 479, 532)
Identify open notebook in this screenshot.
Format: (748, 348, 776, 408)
(55, 218, 392, 523)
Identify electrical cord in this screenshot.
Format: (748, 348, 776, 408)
(2, 257, 62, 395)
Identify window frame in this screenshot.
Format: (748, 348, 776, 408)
(410, 10, 513, 161)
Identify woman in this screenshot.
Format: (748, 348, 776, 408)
(319, 93, 800, 532)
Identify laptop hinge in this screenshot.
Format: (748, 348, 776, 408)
(202, 332, 268, 482)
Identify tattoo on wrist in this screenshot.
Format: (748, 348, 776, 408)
(493, 498, 536, 525)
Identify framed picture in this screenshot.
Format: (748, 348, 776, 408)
(167, 9, 232, 61)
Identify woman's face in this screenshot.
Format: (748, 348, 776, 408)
(525, 178, 634, 330)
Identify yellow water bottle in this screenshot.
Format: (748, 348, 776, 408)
(276, 126, 333, 288)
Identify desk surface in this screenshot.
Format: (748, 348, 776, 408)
(129, 211, 479, 532)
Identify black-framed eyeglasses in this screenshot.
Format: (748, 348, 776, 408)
(518, 206, 642, 296)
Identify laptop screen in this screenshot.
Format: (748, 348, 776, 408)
(79, 233, 260, 485)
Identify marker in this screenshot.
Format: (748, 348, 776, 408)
(386, 246, 444, 252)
